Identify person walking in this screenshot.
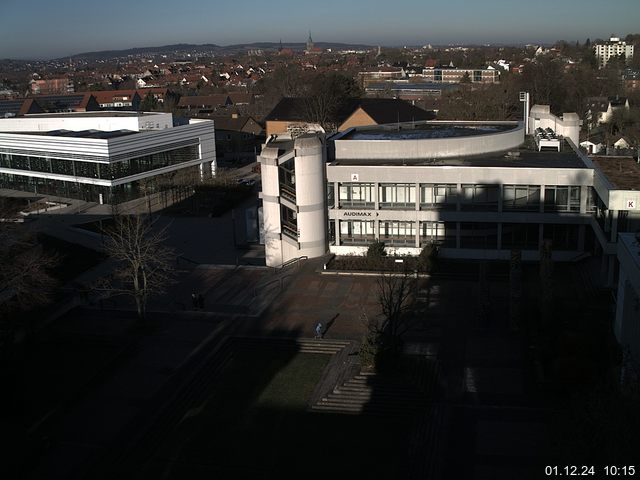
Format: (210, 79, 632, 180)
(315, 322, 323, 339)
(191, 292, 198, 309)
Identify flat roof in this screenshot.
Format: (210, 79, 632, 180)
(17, 129, 139, 139)
(329, 144, 588, 169)
(336, 122, 517, 141)
(22, 111, 163, 118)
(591, 156, 640, 191)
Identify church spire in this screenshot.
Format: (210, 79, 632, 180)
(306, 31, 314, 52)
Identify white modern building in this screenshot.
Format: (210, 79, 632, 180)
(0, 111, 215, 204)
(421, 67, 499, 84)
(615, 233, 640, 369)
(258, 107, 640, 295)
(594, 36, 635, 69)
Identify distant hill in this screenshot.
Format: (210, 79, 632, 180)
(59, 42, 374, 61)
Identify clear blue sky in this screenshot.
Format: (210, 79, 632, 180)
(1, 0, 639, 59)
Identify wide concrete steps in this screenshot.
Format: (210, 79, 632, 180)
(235, 336, 351, 355)
(311, 371, 429, 416)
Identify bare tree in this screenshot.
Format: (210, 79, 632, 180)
(376, 270, 416, 353)
(0, 205, 58, 311)
(0, 202, 58, 361)
(99, 215, 174, 320)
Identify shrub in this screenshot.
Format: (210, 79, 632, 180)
(359, 329, 379, 371)
(366, 241, 386, 269)
(418, 241, 439, 273)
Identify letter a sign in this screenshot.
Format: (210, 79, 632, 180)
(351, 173, 359, 182)
(627, 199, 636, 209)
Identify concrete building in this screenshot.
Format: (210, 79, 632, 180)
(615, 233, 640, 370)
(594, 36, 635, 69)
(0, 111, 215, 204)
(421, 67, 499, 84)
(30, 78, 75, 95)
(258, 106, 640, 300)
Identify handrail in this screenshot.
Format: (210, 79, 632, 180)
(176, 254, 200, 267)
(277, 255, 308, 270)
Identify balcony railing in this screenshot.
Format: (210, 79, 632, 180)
(339, 200, 374, 209)
(282, 221, 298, 240)
(341, 235, 376, 246)
(380, 236, 416, 247)
(280, 184, 296, 202)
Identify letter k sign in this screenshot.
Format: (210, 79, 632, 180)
(627, 200, 636, 209)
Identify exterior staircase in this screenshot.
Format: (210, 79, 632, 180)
(311, 370, 431, 416)
(234, 336, 351, 355)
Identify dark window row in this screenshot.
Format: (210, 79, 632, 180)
(0, 145, 199, 181)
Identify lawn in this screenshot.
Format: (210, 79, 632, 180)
(37, 233, 106, 283)
(140, 343, 412, 479)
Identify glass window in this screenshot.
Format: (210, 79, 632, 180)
(461, 184, 499, 211)
(502, 223, 539, 250)
(281, 206, 297, 239)
(73, 160, 99, 179)
(379, 183, 416, 209)
(340, 220, 375, 245)
(339, 183, 375, 209)
(420, 183, 457, 210)
(544, 186, 580, 212)
(28, 156, 51, 173)
(420, 221, 455, 247)
(543, 224, 579, 250)
(503, 185, 540, 211)
(327, 183, 335, 208)
(460, 222, 498, 249)
(51, 158, 75, 176)
(379, 221, 415, 246)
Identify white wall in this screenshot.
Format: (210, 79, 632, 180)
(0, 112, 173, 133)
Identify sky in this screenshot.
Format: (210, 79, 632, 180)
(1, 0, 639, 59)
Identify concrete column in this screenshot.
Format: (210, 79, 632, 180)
(415, 182, 420, 212)
(580, 185, 588, 214)
(607, 255, 616, 288)
(292, 136, 327, 260)
(539, 185, 545, 213)
(334, 181, 339, 209)
(498, 184, 503, 213)
(611, 210, 618, 242)
(374, 182, 379, 210)
(335, 219, 341, 246)
(456, 183, 462, 212)
(615, 269, 627, 341)
(578, 225, 586, 252)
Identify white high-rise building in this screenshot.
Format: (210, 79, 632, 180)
(594, 36, 634, 69)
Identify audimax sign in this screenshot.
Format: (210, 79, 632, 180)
(343, 211, 379, 217)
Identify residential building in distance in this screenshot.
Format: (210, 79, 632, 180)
(264, 97, 435, 136)
(585, 96, 630, 128)
(91, 90, 142, 110)
(0, 111, 215, 204)
(594, 36, 635, 69)
(258, 104, 639, 300)
(623, 68, 640, 91)
(214, 114, 264, 165)
(421, 67, 499, 84)
(29, 78, 75, 95)
(29, 93, 101, 113)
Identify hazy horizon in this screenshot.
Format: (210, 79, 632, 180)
(2, 0, 639, 60)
